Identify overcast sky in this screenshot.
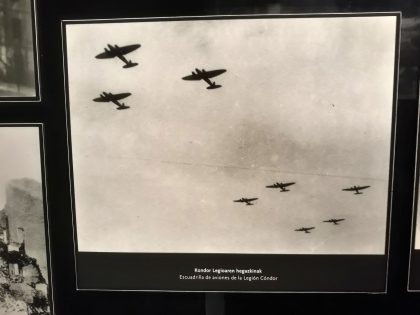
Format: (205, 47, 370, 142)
(0, 126, 41, 207)
(66, 15, 397, 254)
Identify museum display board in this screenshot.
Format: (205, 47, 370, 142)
(63, 13, 400, 293)
(1, 0, 420, 314)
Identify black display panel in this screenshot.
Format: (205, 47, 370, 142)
(2, 0, 420, 313)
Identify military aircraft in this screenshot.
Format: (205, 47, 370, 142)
(182, 68, 227, 89)
(233, 198, 258, 206)
(323, 218, 345, 225)
(295, 227, 315, 234)
(95, 44, 141, 68)
(266, 182, 295, 192)
(93, 92, 131, 110)
(342, 185, 370, 195)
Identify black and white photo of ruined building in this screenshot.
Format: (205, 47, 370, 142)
(0, 126, 51, 315)
(0, 0, 39, 99)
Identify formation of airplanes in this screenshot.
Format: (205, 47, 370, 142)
(93, 43, 227, 110)
(93, 43, 369, 237)
(234, 182, 296, 206)
(295, 218, 346, 234)
(233, 181, 370, 234)
(94, 43, 141, 110)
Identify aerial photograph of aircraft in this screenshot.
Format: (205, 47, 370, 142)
(342, 185, 371, 195)
(233, 197, 258, 206)
(182, 68, 227, 89)
(266, 182, 295, 192)
(295, 227, 315, 234)
(95, 44, 141, 68)
(323, 218, 345, 225)
(93, 92, 131, 110)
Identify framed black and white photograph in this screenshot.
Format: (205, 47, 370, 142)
(0, 124, 54, 314)
(0, 0, 40, 101)
(62, 13, 400, 293)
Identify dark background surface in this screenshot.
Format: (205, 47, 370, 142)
(0, 0, 419, 314)
(76, 252, 388, 292)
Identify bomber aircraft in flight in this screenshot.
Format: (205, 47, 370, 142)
(233, 197, 258, 206)
(342, 185, 370, 195)
(323, 218, 345, 225)
(182, 68, 226, 89)
(93, 92, 131, 110)
(95, 44, 141, 68)
(295, 227, 315, 234)
(266, 182, 295, 192)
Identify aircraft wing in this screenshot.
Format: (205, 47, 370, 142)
(115, 44, 141, 55)
(201, 69, 227, 79)
(96, 44, 140, 59)
(182, 73, 202, 81)
(95, 51, 116, 59)
(358, 185, 370, 190)
(182, 69, 226, 81)
(93, 96, 108, 102)
(282, 182, 295, 188)
(342, 187, 356, 191)
(247, 198, 258, 202)
(266, 184, 278, 188)
(296, 227, 313, 232)
(110, 92, 131, 101)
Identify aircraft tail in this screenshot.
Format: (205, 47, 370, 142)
(207, 82, 222, 90)
(123, 60, 139, 69)
(117, 104, 130, 110)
